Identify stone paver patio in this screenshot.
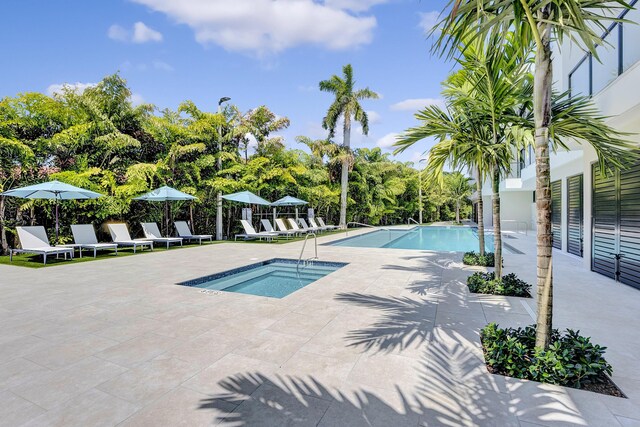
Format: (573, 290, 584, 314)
(0, 228, 639, 426)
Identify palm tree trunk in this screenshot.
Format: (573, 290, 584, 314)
(476, 168, 485, 256)
(456, 200, 460, 223)
(0, 196, 8, 255)
(339, 115, 351, 228)
(492, 165, 502, 279)
(534, 18, 554, 350)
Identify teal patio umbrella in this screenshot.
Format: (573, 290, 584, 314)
(133, 186, 197, 235)
(0, 180, 103, 242)
(271, 195, 308, 221)
(222, 190, 271, 206)
(222, 191, 272, 234)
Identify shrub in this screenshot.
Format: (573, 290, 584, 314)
(463, 251, 495, 267)
(466, 272, 531, 297)
(481, 323, 613, 389)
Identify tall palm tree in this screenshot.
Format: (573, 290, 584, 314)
(397, 33, 526, 276)
(320, 64, 379, 227)
(397, 101, 512, 275)
(434, 0, 633, 348)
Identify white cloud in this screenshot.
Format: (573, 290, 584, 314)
(376, 132, 399, 149)
(366, 110, 381, 125)
(419, 11, 441, 34)
(390, 98, 444, 112)
(324, 0, 388, 12)
(130, 93, 146, 106)
(131, 0, 377, 56)
(108, 22, 163, 43)
(46, 82, 96, 96)
(133, 21, 163, 43)
(108, 24, 129, 42)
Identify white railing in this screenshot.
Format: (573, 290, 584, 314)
(297, 233, 318, 273)
(345, 222, 376, 236)
(408, 218, 420, 225)
(502, 220, 529, 235)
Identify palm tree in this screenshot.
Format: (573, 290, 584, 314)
(434, 1, 633, 348)
(397, 34, 526, 276)
(397, 101, 512, 275)
(320, 64, 379, 227)
(445, 172, 472, 223)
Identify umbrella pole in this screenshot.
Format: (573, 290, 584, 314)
(55, 200, 59, 244)
(165, 200, 169, 237)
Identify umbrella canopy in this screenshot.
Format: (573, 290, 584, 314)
(270, 196, 308, 207)
(271, 196, 308, 221)
(133, 186, 198, 236)
(133, 186, 197, 202)
(222, 190, 271, 206)
(1, 180, 103, 200)
(0, 180, 103, 242)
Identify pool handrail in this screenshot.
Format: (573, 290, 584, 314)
(297, 232, 318, 274)
(408, 218, 420, 225)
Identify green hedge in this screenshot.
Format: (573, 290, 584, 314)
(481, 323, 613, 389)
(463, 251, 495, 267)
(467, 272, 531, 297)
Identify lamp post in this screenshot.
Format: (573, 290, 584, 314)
(418, 158, 427, 224)
(216, 96, 231, 241)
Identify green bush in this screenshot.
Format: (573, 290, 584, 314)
(467, 272, 531, 297)
(462, 251, 495, 267)
(481, 323, 612, 389)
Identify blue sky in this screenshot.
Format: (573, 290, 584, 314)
(2, 0, 453, 164)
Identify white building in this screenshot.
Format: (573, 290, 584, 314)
(476, 4, 640, 289)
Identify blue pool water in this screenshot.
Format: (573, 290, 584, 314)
(331, 226, 498, 252)
(178, 259, 346, 298)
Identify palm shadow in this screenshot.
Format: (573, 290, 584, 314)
(334, 292, 437, 354)
(198, 372, 424, 426)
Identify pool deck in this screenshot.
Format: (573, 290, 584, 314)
(0, 227, 639, 426)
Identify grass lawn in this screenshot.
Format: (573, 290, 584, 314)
(0, 241, 223, 268)
(0, 228, 357, 268)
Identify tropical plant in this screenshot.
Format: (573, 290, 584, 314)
(320, 64, 379, 227)
(396, 34, 525, 276)
(434, 0, 634, 350)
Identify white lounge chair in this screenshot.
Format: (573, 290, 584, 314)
(286, 218, 309, 235)
(308, 218, 328, 232)
(174, 221, 212, 245)
(296, 218, 320, 233)
(107, 223, 154, 253)
(71, 224, 118, 258)
(235, 220, 278, 241)
(261, 219, 296, 239)
(141, 222, 183, 249)
(317, 217, 340, 230)
(275, 218, 302, 236)
(11, 226, 74, 265)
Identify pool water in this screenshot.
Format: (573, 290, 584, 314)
(331, 226, 498, 252)
(179, 259, 346, 298)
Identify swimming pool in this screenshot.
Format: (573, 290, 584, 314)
(330, 226, 501, 252)
(178, 258, 346, 298)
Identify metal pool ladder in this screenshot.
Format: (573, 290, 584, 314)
(297, 232, 318, 273)
(346, 222, 396, 240)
